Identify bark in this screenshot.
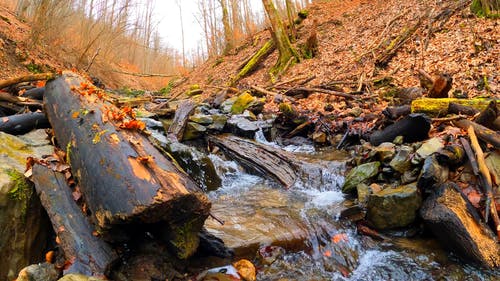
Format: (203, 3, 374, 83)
(370, 114, 431, 146)
(448, 102, 480, 116)
(32, 164, 118, 276)
(0, 112, 50, 135)
(44, 72, 210, 258)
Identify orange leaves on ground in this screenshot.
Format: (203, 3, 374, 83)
(120, 120, 145, 130)
(331, 233, 348, 244)
(323, 250, 332, 257)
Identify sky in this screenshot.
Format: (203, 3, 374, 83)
(152, 0, 264, 54)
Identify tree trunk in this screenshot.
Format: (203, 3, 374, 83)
(262, 0, 300, 77)
(44, 72, 211, 258)
(220, 0, 233, 54)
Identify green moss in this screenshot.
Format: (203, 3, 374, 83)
(169, 219, 201, 259)
(159, 79, 176, 96)
(471, 0, 500, 18)
(212, 57, 224, 67)
(119, 87, 145, 97)
(7, 169, 32, 218)
(26, 63, 43, 74)
(231, 91, 256, 114)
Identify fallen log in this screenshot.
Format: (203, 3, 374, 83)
(32, 164, 118, 276)
(22, 87, 45, 100)
(0, 112, 50, 135)
(0, 91, 43, 108)
(448, 102, 480, 116)
(0, 73, 54, 90)
(453, 119, 500, 149)
(44, 72, 211, 258)
(208, 134, 300, 188)
(369, 113, 431, 146)
(382, 105, 411, 119)
(411, 98, 495, 117)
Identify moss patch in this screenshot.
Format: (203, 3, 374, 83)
(7, 169, 32, 218)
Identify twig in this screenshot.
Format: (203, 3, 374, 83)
(467, 127, 500, 238)
(251, 85, 279, 96)
(85, 47, 100, 72)
(285, 87, 356, 99)
(271, 74, 313, 88)
(0, 73, 55, 90)
(432, 114, 467, 123)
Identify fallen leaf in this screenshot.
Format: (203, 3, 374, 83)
(323, 250, 332, 257)
(332, 233, 348, 244)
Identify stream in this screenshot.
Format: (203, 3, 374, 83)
(199, 133, 499, 281)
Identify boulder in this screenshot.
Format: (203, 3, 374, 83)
(189, 114, 214, 125)
(413, 137, 444, 164)
(366, 183, 422, 230)
(420, 183, 500, 268)
(342, 162, 380, 193)
(374, 142, 396, 162)
(207, 114, 228, 132)
(226, 115, 260, 139)
(417, 155, 449, 195)
(0, 131, 52, 281)
(182, 122, 207, 141)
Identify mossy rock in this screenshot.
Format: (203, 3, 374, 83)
(366, 183, 422, 230)
(182, 122, 207, 141)
(231, 91, 256, 114)
(342, 161, 380, 193)
(189, 114, 214, 125)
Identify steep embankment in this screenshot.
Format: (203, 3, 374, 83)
(173, 0, 498, 110)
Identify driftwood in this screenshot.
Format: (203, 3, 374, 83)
(44, 72, 210, 258)
(453, 119, 500, 149)
(0, 112, 50, 135)
(209, 134, 300, 188)
(32, 164, 118, 276)
(167, 99, 196, 141)
(0, 73, 54, 90)
(411, 98, 494, 117)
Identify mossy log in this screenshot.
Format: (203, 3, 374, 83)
(231, 40, 275, 85)
(167, 99, 196, 141)
(411, 98, 496, 117)
(44, 72, 210, 258)
(32, 164, 118, 276)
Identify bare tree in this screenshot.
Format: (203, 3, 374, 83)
(262, 0, 300, 77)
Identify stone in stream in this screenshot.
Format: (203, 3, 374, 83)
(190, 113, 214, 125)
(183, 122, 207, 141)
(342, 161, 380, 194)
(373, 142, 396, 162)
(204, 187, 309, 257)
(413, 137, 444, 164)
(366, 183, 422, 230)
(225, 115, 260, 139)
(420, 183, 500, 268)
(417, 155, 449, 195)
(0, 131, 53, 281)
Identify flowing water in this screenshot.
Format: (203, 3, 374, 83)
(202, 136, 499, 281)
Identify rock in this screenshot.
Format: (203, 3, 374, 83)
(394, 87, 424, 105)
(417, 155, 449, 195)
(16, 263, 59, 281)
(242, 110, 257, 121)
(231, 91, 256, 114)
(414, 137, 444, 164)
(356, 183, 371, 205)
(257, 245, 285, 265)
(226, 116, 259, 139)
(182, 122, 207, 141)
(374, 142, 396, 162)
(165, 141, 221, 191)
(207, 114, 228, 132)
(366, 183, 422, 230)
(347, 106, 363, 117)
(137, 117, 163, 130)
(0, 131, 52, 281)
(312, 131, 327, 144)
(189, 114, 214, 125)
(342, 162, 380, 194)
(389, 146, 413, 173)
(221, 97, 237, 113)
(58, 274, 106, 281)
(420, 183, 500, 268)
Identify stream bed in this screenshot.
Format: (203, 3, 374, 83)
(201, 143, 499, 281)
